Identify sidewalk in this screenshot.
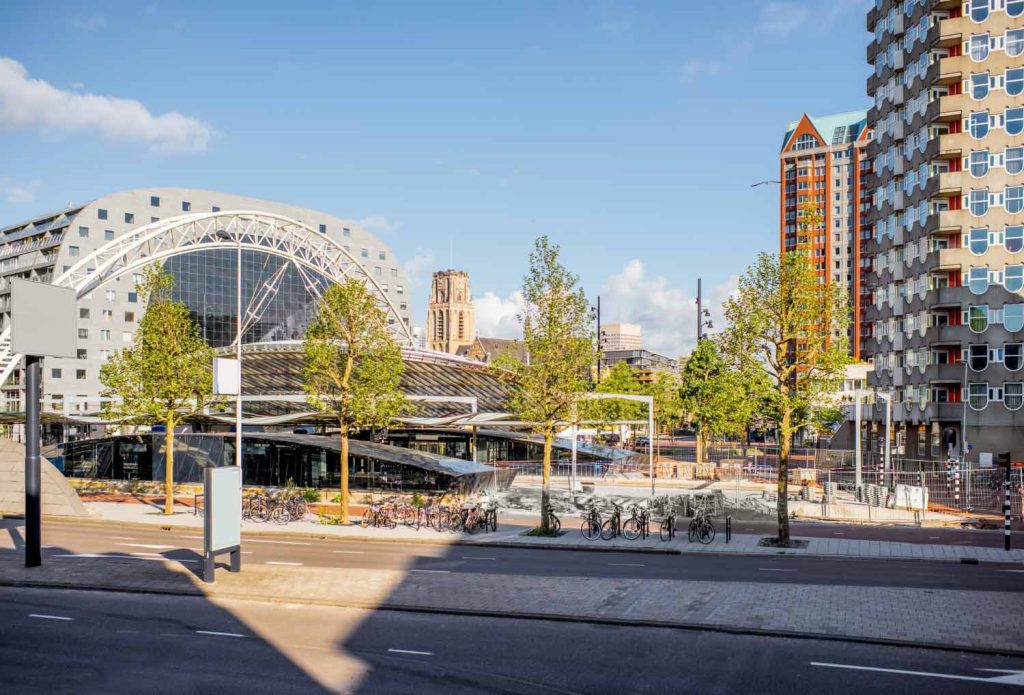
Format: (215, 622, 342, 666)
(0, 548, 1021, 656)
(76, 500, 1024, 563)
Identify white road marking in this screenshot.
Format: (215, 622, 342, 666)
(41, 545, 56, 549)
(182, 535, 205, 540)
(111, 536, 138, 541)
(29, 614, 72, 621)
(409, 569, 450, 574)
(118, 543, 175, 550)
(52, 553, 197, 564)
(607, 563, 645, 567)
(462, 556, 497, 561)
(928, 536, 941, 539)
(996, 570, 1024, 573)
(332, 550, 365, 555)
(195, 630, 246, 638)
(833, 532, 845, 535)
(241, 551, 254, 555)
(265, 561, 303, 566)
(758, 568, 796, 572)
(811, 662, 1024, 686)
(744, 528, 755, 531)
(388, 649, 434, 656)
(244, 539, 311, 546)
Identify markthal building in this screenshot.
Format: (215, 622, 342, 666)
(0, 189, 629, 493)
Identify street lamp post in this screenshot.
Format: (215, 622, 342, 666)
(875, 391, 893, 487)
(216, 229, 243, 474)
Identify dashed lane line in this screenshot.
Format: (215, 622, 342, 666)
(265, 561, 303, 566)
(758, 568, 797, 572)
(388, 649, 434, 656)
(607, 563, 645, 567)
(409, 569, 450, 574)
(29, 614, 72, 621)
(195, 630, 246, 638)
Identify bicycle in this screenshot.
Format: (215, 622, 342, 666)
(688, 509, 716, 544)
(601, 503, 623, 540)
(361, 501, 397, 529)
(547, 510, 561, 534)
(622, 506, 650, 541)
(659, 514, 676, 542)
(581, 507, 602, 540)
(483, 504, 498, 533)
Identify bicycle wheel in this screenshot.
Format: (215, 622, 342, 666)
(581, 518, 600, 540)
(270, 506, 288, 525)
(360, 509, 373, 528)
(688, 518, 698, 543)
(550, 513, 561, 534)
(699, 521, 716, 544)
(488, 510, 498, 533)
(622, 517, 642, 541)
(251, 498, 269, 523)
(659, 517, 675, 542)
(405, 507, 421, 530)
(600, 518, 617, 540)
(291, 500, 308, 522)
(465, 512, 480, 534)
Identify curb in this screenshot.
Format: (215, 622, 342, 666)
(2, 578, 1021, 660)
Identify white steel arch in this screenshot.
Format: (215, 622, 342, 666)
(0, 210, 413, 385)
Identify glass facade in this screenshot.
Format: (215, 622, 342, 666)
(164, 250, 331, 348)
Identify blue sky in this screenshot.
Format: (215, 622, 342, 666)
(0, 0, 871, 354)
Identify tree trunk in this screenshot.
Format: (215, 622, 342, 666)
(777, 407, 791, 545)
(695, 426, 705, 464)
(340, 429, 349, 524)
(541, 429, 553, 531)
(164, 425, 175, 515)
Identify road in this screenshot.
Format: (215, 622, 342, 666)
(1, 518, 1022, 592)
(1, 585, 1022, 694)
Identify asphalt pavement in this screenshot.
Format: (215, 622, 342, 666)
(1, 586, 1022, 694)
(3, 518, 1021, 593)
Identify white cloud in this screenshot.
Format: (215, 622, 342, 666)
(756, 2, 810, 38)
(401, 252, 436, 293)
(474, 290, 525, 340)
(680, 58, 722, 82)
(3, 179, 40, 204)
(356, 215, 400, 234)
(599, 260, 737, 357)
(72, 15, 107, 31)
(0, 57, 214, 153)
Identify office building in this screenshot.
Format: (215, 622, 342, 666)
(863, 0, 1024, 460)
(780, 111, 873, 358)
(599, 323, 642, 351)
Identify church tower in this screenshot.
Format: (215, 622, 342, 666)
(427, 270, 474, 354)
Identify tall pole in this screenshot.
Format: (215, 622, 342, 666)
(24, 355, 41, 568)
(854, 387, 862, 490)
(961, 353, 969, 464)
(235, 241, 243, 475)
(697, 278, 703, 342)
(595, 295, 602, 379)
(884, 395, 892, 487)
(648, 401, 655, 497)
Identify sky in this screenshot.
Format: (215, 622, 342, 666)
(0, 0, 872, 356)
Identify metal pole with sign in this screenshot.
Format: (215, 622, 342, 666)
(10, 279, 77, 568)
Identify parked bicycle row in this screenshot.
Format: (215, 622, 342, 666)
(578, 503, 716, 544)
(360, 496, 499, 534)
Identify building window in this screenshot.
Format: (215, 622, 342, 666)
(968, 382, 988, 410)
(78, 226, 90, 239)
(1006, 383, 1024, 411)
(970, 73, 989, 100)
(124, 212, 134, 224)
(212, 206, 221, 212)
(1007, 225, 1024, 253)
(968, 112, 989, 140)
(1007, 187, 1024, 214)
(391, 268, 398, 278)
(1006, 265, 1024, 292)
(969, 34, 990, 62)
(1007, 147, 1024, 176)
(128, 292, 137, 303)
(969, 228, 989, 254)
(79, 308, 90, 319)
(343, 228, 351, 237)
(319, 224, 327, 233)
(970, 0, 990, 22)
(122, 332, 132, 343)
(794, 134, 818, 151)
(968, 267, 989, 294)
(378, 251, 386, 261)
(104, 230, 114, 241)
(76, 349, 86, 360)
(97, 208, 107, 220)
(150, 217, 159, 223)
(78, 328, 88, 340)
(105, 290, 116, 302)
(1006, 343, 1023, 371)
(1009, 29, 1024, 58)
(969, 151, 989, 178)
(397, 285, 404, 295)
(69, 246, 80, 257)
(967, 305, 989, 332)
(969, 189, 989, 216)
(374, 266, 382, 276)
(99, 330, 111, 341)
(102, 309, 113, 321)
(150, 196, 160, 207)
(1006, 304, 1024, 332)
(1008, 68, 1024, 97)
(76, 369, 86, 380)
(182, 201, 191, 212)
(51, 368, 62, 379)
(969, 344, 989, 371)
(1009, 108, 1024, 137)
(124, 312, 135, 322)
(361, 248, 368, 258)
(1009, 0, 1024, 18)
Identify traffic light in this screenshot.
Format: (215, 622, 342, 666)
(941, 427, 958, 455)
(997, 451, 1012, 470)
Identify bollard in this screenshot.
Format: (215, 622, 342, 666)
(726, 515, 732, 544)
(1005, 472, 1012, 552)
(954, 463, 961, 511)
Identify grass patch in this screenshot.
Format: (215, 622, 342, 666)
(758, 537, 809, 549)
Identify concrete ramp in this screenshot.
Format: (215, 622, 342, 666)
(0, 438, 89, 518)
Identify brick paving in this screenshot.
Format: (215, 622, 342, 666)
(1, 550, 1021, 654)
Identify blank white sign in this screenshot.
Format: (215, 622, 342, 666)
(10, 279, 77, 358)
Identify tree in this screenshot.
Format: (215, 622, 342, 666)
(645, 371, 685, 436)
(302, 278, 406, 524)
(719, 251, 850, 545)
(494, 236, 594, 532)
(100, 267, 215, 515)
(584, 361, 646, 430)
(678, 339, 746, 463)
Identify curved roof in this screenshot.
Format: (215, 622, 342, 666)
(230, 341, 512, 417)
